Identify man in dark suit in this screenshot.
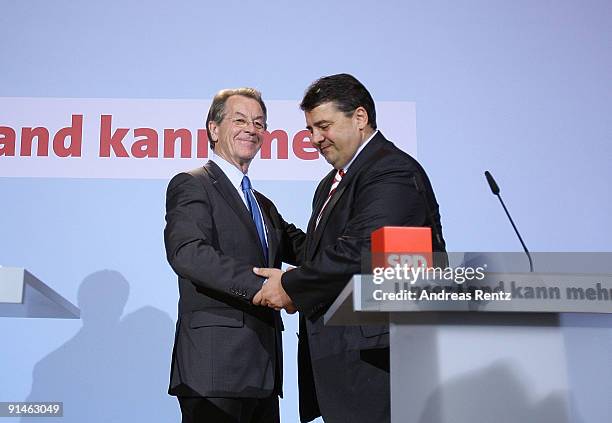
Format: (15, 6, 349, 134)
(253, 74, 446, 422)
(164, 88, 305, 423)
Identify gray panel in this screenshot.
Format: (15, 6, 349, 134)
(0, 266, 25, 303)
(0, 268, 80, 319)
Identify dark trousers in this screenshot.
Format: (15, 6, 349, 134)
(178, 395, 280, 423)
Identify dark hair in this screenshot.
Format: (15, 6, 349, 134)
(300, 73, 377, 130)
(206, 88, 267, 150)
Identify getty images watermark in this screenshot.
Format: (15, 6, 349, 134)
(371, 259, 510, 302)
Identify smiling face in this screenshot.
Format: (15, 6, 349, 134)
(305, 101, 373, 170)
(208, 95, 266, 173)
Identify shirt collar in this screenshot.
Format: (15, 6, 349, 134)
(211, 152, 248, 190)
(342, 129, 378, 173)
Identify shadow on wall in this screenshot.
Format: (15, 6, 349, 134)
(22, 270, 178, 422)
(418, 360, 583, 423)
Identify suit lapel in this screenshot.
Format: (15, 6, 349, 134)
(306, 132, 388, 259)
(203, 161, 265, 262)
(307, 170, 336, 233)
(308, 184, 348, 258)
(305, 170, 336, 258)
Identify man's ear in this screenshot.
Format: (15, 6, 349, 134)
(208, 121, 219, 142)
(353, 106, 369, 130)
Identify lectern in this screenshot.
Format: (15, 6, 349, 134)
(0, 267, 80, 318)
(324, 228, 612, 423)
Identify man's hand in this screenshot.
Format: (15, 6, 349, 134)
(252, 267, 297, 314)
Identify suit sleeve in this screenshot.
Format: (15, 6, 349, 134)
(164, 173, 265, 303)
(277, 213, 307, 267)
(282, 164, 428, 316)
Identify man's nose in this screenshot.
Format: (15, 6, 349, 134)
(311, 130, 324, 146)
(243, 122, 257, 134)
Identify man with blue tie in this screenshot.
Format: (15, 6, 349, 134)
(164, 88, 305, 423)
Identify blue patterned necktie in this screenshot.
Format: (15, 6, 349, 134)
(241, 175, 269, 263)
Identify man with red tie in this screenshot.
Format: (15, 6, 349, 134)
(254, 74, 446, 422)
(164, 88, 304, 423)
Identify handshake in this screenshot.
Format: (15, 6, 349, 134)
(252, 267, 297, 314)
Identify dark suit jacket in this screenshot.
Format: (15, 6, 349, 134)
(282, 132, 446, 422)
(164, 161, 305, 399)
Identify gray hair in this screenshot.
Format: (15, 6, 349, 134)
(206, 88, 267, 150)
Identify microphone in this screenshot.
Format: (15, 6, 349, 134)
(484, 171, 534, 272)
(485, 171, 499, 195)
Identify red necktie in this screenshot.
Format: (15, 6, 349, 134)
(315, 168, 345, 228)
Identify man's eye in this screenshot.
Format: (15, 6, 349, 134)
(253, 121, 265, 130)
(235, 118, 247, 125)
